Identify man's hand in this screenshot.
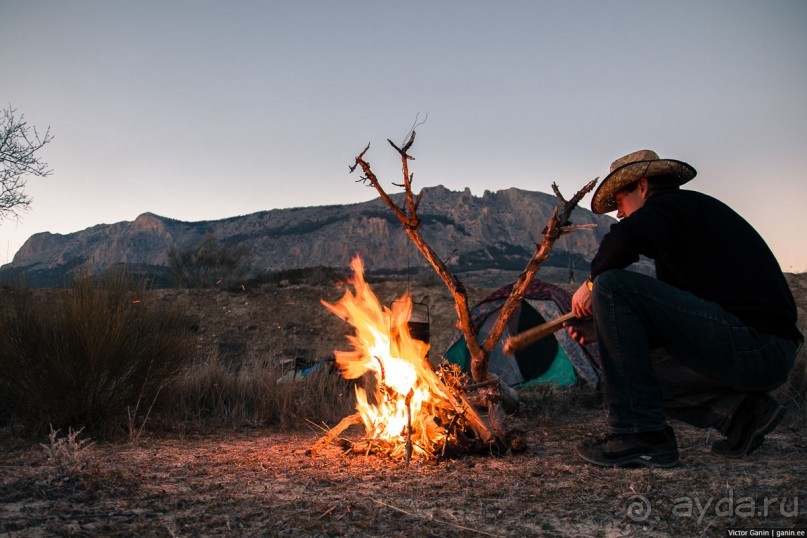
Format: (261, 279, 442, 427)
(565, 317, 597, 345)
(571, 281, 593, 319)
(568, 282, 595, 345)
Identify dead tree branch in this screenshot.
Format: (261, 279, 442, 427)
(351, 132, 484, 377)
(351, 131, 597, 384)
(350, 131, 597, 445)
(0, 106, 53, 220)
(475, 179, 597, 380)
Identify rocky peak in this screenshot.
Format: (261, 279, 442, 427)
(131, 212, 168, 234)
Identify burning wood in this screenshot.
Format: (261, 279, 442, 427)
(309, 256, 496, 460)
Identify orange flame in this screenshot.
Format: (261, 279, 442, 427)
(322, 256, 451, 457)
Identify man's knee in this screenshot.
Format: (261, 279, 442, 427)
(591, 269, 656, 317)
(592, 270, 632, 306)
(593, 269, 630, 291)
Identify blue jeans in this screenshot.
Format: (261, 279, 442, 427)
(592, 270, 798, 434)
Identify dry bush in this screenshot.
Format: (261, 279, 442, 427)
(165, 352, 356, 430)
(39, 425, 95, 479)
(0, 272, 196, 439)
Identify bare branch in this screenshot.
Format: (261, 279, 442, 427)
(560, 223, 598, 235)
(350, 144, 414, 227)
(0, 106, 54, 221)
(557, 178, 598, 224)
(401, 129, 416, 153)
(476, 179, 598, 375)
(551, 183, 568, 205)
(387, 138, 403, 154)
(349, 131, 599, 443)
(350, 132, 482, 373)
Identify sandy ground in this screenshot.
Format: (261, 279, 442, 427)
(2, 404, 806, 537)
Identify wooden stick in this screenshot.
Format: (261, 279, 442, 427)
(502, 312, 576, 355)
(307, 412, 362, 456)
(405, 389, 413, 466)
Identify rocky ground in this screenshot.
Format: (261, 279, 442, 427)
(1, 273, 806, 537)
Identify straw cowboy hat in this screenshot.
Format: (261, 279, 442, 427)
(590, 149, 697, 214)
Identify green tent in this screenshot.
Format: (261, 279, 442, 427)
(443, 279, 600, 388)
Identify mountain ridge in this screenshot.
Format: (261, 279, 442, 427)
(0, 185, 620, 287)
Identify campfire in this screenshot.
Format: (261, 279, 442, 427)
(309, 255, 494, 461)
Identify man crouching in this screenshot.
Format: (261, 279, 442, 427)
(568, 149, 803, 468)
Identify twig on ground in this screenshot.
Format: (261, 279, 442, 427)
(307, 413, 362, 457)
(371, 497, 502, 537)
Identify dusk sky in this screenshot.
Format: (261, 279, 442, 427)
(1, 1, 806, 271)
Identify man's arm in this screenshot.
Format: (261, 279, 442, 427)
(590, 222, 641, 280)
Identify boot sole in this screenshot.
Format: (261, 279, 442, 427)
(575, 446, 681, 468)
(711, 405, 786, 458)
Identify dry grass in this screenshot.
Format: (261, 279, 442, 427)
(0, 273, 196, 439)
(164, 352, 355, 431)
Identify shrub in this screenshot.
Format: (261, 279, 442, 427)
(0, 272, 196, 439)
(40, 425, 95, 478)
(166, 353, 355, 430)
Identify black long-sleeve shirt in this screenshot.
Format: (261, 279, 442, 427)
(590, 189, 802, 343)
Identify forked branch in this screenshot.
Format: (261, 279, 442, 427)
(351, 132, 482, 369)
(350, 131, 597, 385)
(476, 179, 597, 380)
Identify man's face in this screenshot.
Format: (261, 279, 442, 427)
(614, 183, 646, 219)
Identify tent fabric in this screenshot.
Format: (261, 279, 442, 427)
(443, 279, 601, 388)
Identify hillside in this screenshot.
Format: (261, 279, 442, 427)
(0, 186, 620, 288)
(144, 272, 807, 383)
